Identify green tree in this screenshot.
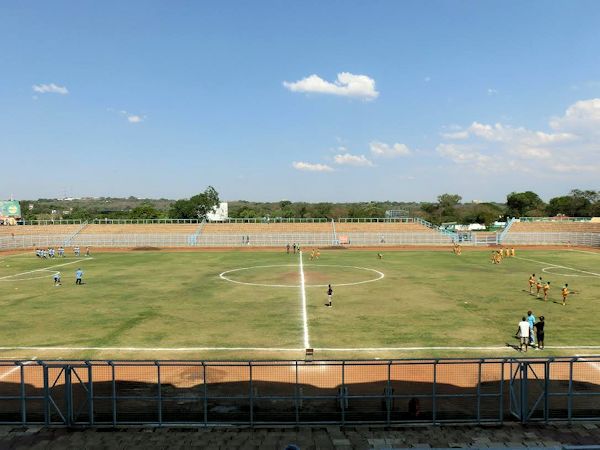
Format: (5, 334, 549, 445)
(547, 194, 591, 217)
(506, 191, 544, 217)
(169, 186, 220, 219)
(130, 203, 160, 219)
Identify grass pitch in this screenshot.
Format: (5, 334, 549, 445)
(0, 248, 599, 360)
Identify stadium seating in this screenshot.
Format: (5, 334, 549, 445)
(202, 222, 333, 234)
(335, 222, 435, 233)
(509, 222, 600, 233)
(80, 224, 200, 234)
(0, 224, 80, 236)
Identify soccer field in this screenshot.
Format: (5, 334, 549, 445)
(0, 248, 599, 360)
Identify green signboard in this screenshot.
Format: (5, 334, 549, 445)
(0, 201, 21, 217)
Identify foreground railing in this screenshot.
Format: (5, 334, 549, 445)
(0, 357, 599, 427)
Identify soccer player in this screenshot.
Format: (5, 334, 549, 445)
(53, 272, 61, 286)
(85, 246, 91, 256)
(516, 316, 530, 352)
(535, 277, 543, 298)
(58, 246, 65, 257)
(511, 247, 516, 257)
(74, 246, 80, 257)
(286, 243, 290, 254)
(326, 284, 333, 307)
(75, 268, 84, 285)
(528, 274, 536, 294)
(456, 244, 462, 256)
(377, 253, 383, 259)
(315, 249, 320, 259)
(292, 243, 296, 254)
(562, 284, 569, 306)
(543, 281, 551, 301)
(504, 248, 510, 258)
(310, 249, 315, 261)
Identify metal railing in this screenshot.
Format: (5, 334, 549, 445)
(0, 357, 599, 427)
(502, 232, 600, 247)
(519, 217, 592, 222)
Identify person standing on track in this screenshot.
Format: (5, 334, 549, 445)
(527, 310, 536, 347)
(534, 316, 545, 350)
(286, 243, 290, 254)
(517, 316, 530, 352)
(326, 284, 333, 307)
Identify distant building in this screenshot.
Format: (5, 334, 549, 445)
(207, 202, 228, 221)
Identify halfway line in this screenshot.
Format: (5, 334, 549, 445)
(299, 251, 310, 349)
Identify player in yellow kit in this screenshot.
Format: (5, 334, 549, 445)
(511, 247, 516, 257)
(543, 281, 551, 302)
(528, 274, 536, 294)
(535, 277, 544, 298)
(562, 284, 570, 306)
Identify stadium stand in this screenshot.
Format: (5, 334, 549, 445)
(0, 224, 80, 236)
(335, 222, 435, 233)
(202, 222, 333, 234)
(80, 224, 199, 234)
(509, 221, 600, 233)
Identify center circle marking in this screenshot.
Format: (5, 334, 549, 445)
(219, 264, 385, 288)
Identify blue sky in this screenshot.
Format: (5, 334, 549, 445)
(1, 1, 599, 202)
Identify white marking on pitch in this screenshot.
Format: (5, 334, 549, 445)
(1, 345, 600, 352)
(0, 357, 37, 381)
(219, 264, 384, 288)
(514, 256, 600, 278)
(299, 251, 310, 349)
(0, 258, 92, 281)
(568, 249, 600, 256)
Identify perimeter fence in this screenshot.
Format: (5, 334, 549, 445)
(0, 357, 599, 427)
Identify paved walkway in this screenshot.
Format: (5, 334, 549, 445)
(0, 423, 599, 449)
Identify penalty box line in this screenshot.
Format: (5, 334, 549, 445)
(514, 256, 600, 278)
(0, 257, 93, 280)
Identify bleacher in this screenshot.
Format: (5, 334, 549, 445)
(335, 222, 435, 233)
(509, 221, 600, 233)
(80, 224, 199, 234)
(0, 224, 80, 236)
(202, 222, 332, 234)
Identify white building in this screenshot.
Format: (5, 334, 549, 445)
(206, 202, 228, 221)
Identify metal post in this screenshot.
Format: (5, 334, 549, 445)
(109, 361, 116, 427)
(65, 366, 72, 426)
(341, 362, 346, 426)
(156, 362, 162, 426)
(499, 360, 504, 424)
(86, 362, 94, 426)
(18, 363, 26, 425)
(202, 362, 208, 427)
(294, 361, 299, 425)
(544, 360, 549, 423)
(42, 363, 49, 426)
(386, 361, 392, 426)
(477, 360, 482, 424)
(568, 359, 574, 424)
(432, 360, 437, 425)
(249, 362, 253, 427)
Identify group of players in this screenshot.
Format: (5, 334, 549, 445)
(491, 247, 515, 264)
(35, 246, 90, 258)
(528, 273, 570, 306)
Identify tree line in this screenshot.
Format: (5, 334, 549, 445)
(19, 187, 599, 227)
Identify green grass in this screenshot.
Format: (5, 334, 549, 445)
(0, 248, 598, 360)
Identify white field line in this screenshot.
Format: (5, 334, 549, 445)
(299, 251, 310, 349)
(1, 345, 600, 352)
(0, 357, 37, 381)
(219, 264, 384, 288)
(0, 258, 92, 280)
(568, 249, 600, 256)
(514, 256, 600, 278)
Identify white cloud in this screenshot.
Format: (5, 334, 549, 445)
(32, 83, 69, 95)
(292, 161, 334, 172)
(424, 76, 431, 83)
(333, 153, 374, 167)
(437, 98, 600, 174)
(487, 88, 498, 96)
(283, 72, 379, 100)
(369, 141, 412, 157)
(127, 115, 144, 123)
